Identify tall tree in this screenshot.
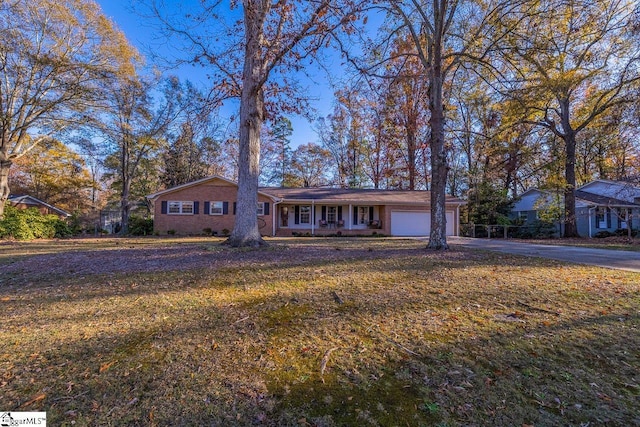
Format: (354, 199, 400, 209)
(498, 0, 640, 237)
(318, 88, 369, 188)
(161, 122, 208, 188)
(355, 0, 525, 248)
(148, 0, 362, 246)
(0, 0, 137, 218)
(94, 76, 184, 234)
(267, 117, 294, 186)
(290, 143, 333, 187)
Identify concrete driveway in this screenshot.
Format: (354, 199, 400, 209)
(448, 237, 640, 273)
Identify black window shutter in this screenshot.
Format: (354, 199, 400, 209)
(194, 201, 199, 214)
(295, 205, 300, 224)
(233, 202, 237, 215)
(204, 201, 210, 215)
(321, 206, 327, 221)
(337, 206, 342, 220)
(264, 202, 270, 215)
(369, 206, 374, 221)
(607, 208, 611, 228)
(223, 202, 229, 215)
(353, 206, 358, 225)
(161, 201, 167, 214)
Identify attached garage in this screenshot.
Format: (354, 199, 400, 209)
(390, 210, 456, 236)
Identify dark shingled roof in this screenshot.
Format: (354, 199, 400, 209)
(260, 187, 465, 205)
(575, 190, 640, 207)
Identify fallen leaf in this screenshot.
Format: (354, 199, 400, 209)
(100, 361, 116, 373)
(20, 393, 46, 408)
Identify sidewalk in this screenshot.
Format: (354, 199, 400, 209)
(448, 237, 640, 273)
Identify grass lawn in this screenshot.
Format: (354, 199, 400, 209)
(1, 237, 639, 426)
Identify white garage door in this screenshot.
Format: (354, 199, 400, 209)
(390, 211, 455, 236)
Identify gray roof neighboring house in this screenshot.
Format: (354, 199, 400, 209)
(574, 190, 640, 208)
(8, 195, 71, 217)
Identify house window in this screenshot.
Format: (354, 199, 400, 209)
(168, 201, 193, 214)
(257, 202, 265, 216)
(210, 201, 224, 215)
(595, 207, 610, 229)
(327, 206, 337, 223)
(357, 206, 370, 225)
(299, 206, 311, 224)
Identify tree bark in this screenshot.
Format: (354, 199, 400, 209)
(559, 98, 579, 237)
(406, 116, 417, 190)
(563, 131, 579, 237)
(426, 7, 449, 251)
(229, 3, 266, 247)
(120, 137, 131, 235)
(0, 159, 12, 219)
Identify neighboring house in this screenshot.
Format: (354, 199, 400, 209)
(8, 195, 71, 218)
(511, 180, 640, 237)
(146, 176, 466, 237)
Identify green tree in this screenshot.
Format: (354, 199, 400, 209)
(268, 118, 294, 187)
(161, 122, 208, 188)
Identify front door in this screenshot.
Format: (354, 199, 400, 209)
(280, 206, 289, 227)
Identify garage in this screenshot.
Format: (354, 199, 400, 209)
(390, 211, 455, 236)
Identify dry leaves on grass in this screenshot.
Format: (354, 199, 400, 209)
(1, 237, 639, 426)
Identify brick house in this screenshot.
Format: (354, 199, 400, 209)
(147, 176, 466, 237)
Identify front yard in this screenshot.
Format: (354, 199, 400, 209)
(1, 237, 639, 426)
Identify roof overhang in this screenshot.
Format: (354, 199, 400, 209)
(146, 175, 280, 202)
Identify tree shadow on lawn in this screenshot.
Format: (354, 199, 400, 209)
(0, 242, 472, 304)
(2, 265, 639, 426)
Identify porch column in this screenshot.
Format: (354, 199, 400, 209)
(311, 200, 315, 235)
(348, 204, 352, 230)
(272, 201, 279, 237)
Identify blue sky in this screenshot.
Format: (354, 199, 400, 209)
(96, 0, 340, 148)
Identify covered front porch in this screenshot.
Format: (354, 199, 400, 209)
(273, 203, 385, 236)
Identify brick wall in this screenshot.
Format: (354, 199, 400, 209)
(153, 181, 274, 236)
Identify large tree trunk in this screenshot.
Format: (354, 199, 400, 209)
(229, 3, 266, 247)
(0, 159, 12, 219)
(406, 117, 417, 190)
(120, 182, 131, 235)
(426, 37, 449, 250)
(559, 99, 579, 237)
(120, 138, 131, 235)
(563, 131, 579, 237)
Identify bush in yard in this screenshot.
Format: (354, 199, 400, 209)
(128, 215, 154, 236)
(0, 205, 70, 240)
(594, 230, 615, 238)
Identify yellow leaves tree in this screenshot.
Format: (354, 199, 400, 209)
(498, 0, 640, 237)
(0, 0, 139, 219)
(9, 139, 94, 213)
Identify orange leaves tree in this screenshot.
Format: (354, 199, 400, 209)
(0, 0, 138, 219)
(358, 0, 526, 249)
